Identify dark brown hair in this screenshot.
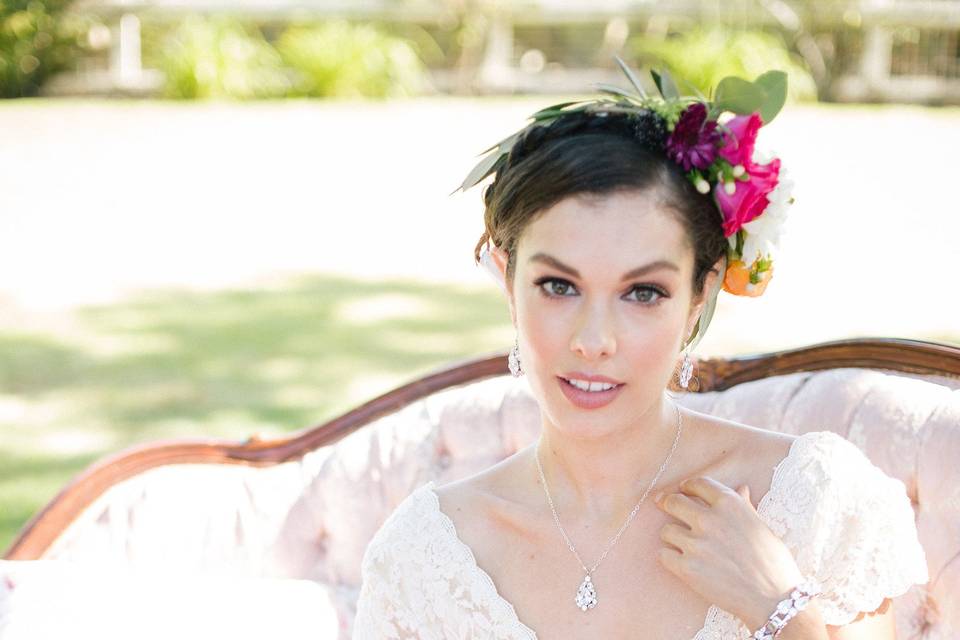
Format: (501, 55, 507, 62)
(473, 110, 728, 300)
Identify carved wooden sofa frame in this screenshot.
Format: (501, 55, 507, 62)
(7, 336, 958, 562)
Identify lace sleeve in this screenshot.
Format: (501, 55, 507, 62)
(351, 483, 536, 640)
(807, 432, 930, 627)
(351, 506, 429, 640)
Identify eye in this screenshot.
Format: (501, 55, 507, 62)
(536, 277, 577, 297)
(626, 285, 668, 306)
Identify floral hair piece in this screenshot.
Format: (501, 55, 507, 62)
(454, 57, 794, 352)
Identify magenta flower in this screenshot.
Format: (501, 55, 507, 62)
(666, 102, 720, 171)
(718, 112, 763, 168)
(714, 158, 781, 237)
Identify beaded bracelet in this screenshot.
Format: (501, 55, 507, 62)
(751, 577, 824, 639)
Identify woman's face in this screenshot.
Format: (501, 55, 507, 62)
(493, 189, 716, 439)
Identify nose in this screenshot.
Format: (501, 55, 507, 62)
(569, 301, 617, 360)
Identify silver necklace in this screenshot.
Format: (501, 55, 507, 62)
(534, 399, 683, 612)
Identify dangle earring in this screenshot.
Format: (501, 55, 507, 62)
(679, 347, 693, 389)
(508, 335, 524, 377)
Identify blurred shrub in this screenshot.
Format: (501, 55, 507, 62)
(158, 15, 292, 99)
(155, 15, 427, 100)
(276, 20, 427, 98)
(0, 0, 87, 97)
(629, 26, 818, 102)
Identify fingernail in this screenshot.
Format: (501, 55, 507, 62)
(653, 491, 664, 503)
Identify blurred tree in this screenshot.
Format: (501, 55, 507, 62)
(157, 15, 292, 99)
(277, 20, 427, 98)
(0, 0, 90, 97)
(630, 25, 819, 102)
(156, 15, 428, 99)
(407, 0, 513, 94)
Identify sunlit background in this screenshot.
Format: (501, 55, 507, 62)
(1, 0, 958, 552)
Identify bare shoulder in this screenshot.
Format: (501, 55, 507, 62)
(679, 407, 799, 504)
(432, 452, 542, 547)
(432, 473, 485, 514)
(689, 407, 796, 458)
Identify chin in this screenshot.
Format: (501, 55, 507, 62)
(535, 378, 627, 435)
(549, 414, 631, 442)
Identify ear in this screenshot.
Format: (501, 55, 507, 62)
(490, 246, 517, 326)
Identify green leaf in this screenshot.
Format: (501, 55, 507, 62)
(477, 129, 522, 156)
(684, 266, 723, 352)
(651, 69, 664, 97)
(677, 76, 707, 101)
(713, 76, 766, 115)
(452, 150, 505, 195)
(585, 103, 649, 116)
(531, 105, 591, 122)
(613, 55, 647, 99)
(529, 110, 566, 122)
(654, 67, 680, 100)
(753, 70, 788, 124)
(456, 130, 521, 193)
(592, 82, 641, 101)
(530, 101, 581, 118)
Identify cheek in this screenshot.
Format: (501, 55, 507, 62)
(516, 294, 568, 365)
(622, 313, 681, 354)
(622, 318, 683, 381)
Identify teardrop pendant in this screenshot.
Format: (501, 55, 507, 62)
(575, 574, 598, 611)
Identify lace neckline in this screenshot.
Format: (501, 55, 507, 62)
(417, 430, 826, 640)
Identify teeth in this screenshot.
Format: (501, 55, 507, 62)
(565, 378, 617, 392)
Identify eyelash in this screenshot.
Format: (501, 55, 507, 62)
(533, 277, 668, 306)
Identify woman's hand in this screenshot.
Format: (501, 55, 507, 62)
(653, 476, 805, 631)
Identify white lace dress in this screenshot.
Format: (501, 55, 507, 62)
(351, 430, 929, 639)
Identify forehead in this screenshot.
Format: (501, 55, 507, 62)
(517, 190, 691, 268)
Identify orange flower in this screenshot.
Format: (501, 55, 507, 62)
(722, 259, 774, 297)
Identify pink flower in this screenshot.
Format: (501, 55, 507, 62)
(718, 112, 762, 168)
(666, 102, 720, 171)
(714, 158, 781, 237)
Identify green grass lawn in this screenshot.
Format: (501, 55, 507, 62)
(0, 272, 518, 553)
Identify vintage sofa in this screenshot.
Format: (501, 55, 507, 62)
(2, 337, 958, 639)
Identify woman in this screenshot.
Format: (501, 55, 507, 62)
(351, 63, 929, 639)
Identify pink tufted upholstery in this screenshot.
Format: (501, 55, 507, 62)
(5, 365, 959, 639)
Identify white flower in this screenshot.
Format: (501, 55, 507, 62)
(739, 164, 794, 265)
(752, 147, 775, 166)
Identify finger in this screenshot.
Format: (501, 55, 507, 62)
(656, 491, 707, 530)
(678, 475, 734, 507)
(658, 546, 684, 574)
(737, 484, 756, 511)
(659, 521, 695, 553)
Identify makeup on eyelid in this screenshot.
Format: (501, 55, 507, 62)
(533, 276, 669, 305)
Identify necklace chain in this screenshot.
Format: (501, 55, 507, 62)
(534, 398, 683, 576)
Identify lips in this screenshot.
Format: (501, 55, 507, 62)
(557, 375, 624, 410)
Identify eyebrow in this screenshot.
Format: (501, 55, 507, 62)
(528, 252, 680, 280)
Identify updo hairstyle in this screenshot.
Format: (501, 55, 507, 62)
(472, 110, 728, 301)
